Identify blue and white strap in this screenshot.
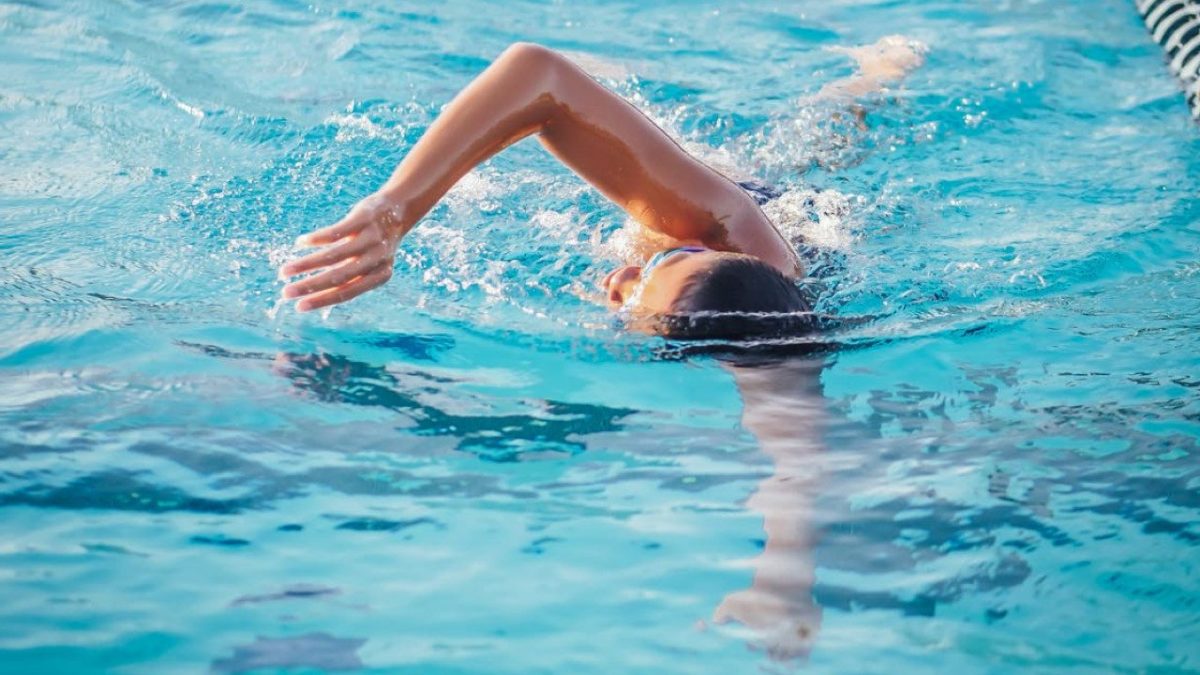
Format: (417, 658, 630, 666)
(1135, 0, 1200, 119)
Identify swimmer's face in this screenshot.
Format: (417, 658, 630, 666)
(601, 249, 725, 314)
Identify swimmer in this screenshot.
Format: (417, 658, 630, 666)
(279, 38, 926, 337)
(275, 38, 924, 659)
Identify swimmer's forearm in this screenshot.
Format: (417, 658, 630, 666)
(372, 43, 560, 229)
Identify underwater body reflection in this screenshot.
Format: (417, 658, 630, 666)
(715, 356, 828, 660)
(268, 343, 830, 662)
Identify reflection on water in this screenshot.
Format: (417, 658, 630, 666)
(1, 341, 644, 520)
(231, 584, 341, 606)
(212, 633, 366, 673)
(1, 332, 1197, 670)
(3, 335, 1198, 667)
(714, 356, 827, 660)
(271, 349, 637, 461)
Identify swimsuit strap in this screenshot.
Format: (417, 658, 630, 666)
(736, 180, 783, 206)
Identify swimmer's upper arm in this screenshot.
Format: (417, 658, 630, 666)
(509, 43, 798, 274)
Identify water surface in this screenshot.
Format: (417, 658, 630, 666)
(2, 0, 1199, 672)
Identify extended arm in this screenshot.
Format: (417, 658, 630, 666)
(280, 42, 795, 311)
(714, 358, 827, 661)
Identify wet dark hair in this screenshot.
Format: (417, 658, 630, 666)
(657, 255, 816, 341)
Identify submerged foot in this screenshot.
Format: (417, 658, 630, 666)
(817, 34, 929, 100)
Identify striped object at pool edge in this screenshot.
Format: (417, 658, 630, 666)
(1135, 0, 1200, 119)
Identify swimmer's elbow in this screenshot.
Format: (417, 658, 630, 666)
(495, 42, 578, 126)
(498, 42, 565, 77)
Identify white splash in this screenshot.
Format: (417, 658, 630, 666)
(326, 113, 399, 142)
(763, 188, 858, 251)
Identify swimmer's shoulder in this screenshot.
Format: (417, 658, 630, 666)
(716, 178, 803, 277)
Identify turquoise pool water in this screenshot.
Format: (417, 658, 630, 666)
(3, 0, 1199, 672)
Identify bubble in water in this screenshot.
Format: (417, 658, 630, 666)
(265, 295, 287, 321)
(763, 187, 856, 251)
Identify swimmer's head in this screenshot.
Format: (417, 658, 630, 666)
(602, 248, 812, 339)
(602, 247, 719, 313)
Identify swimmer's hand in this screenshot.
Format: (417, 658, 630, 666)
(713, 588, 822, 661)
(278, 194, 410, 312)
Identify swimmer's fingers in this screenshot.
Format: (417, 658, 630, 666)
(279, 235, 372, 278)
(301, 194, 408, 247)
(298, 211, 368, 247)
(282, 248, 388, 300)
(294, 262, 393, 312)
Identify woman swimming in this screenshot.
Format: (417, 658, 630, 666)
(279, 39, 924, 337)
(275, 39, 924, 658)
